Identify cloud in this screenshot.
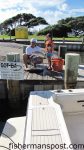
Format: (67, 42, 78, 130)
(0, 0, 23, 9)
(58, 3, 69, 11)
(0, 0, 84, 26)
(71, 8, 84, 13)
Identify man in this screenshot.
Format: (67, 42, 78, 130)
(23, 38, 44, 69)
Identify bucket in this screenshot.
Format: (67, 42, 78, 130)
(52, 58, 64, 71)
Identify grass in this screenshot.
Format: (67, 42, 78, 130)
(0, 34, 82, 41)
(0, 34, 15, 39)
(28, 34, 81, 41)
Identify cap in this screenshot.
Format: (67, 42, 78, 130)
(30, 38, 37, 43)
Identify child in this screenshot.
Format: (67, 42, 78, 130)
(45, 33, 54, 49)
(45, 33, 54, 70)
(46, 42, 53, 70)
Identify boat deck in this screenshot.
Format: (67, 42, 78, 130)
(1, 89, 84, 149)
(24, 91, 71, 148)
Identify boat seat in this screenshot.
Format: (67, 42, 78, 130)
(0, 116, 26, 150)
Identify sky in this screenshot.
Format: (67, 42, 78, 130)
(0, 0, 84, 25)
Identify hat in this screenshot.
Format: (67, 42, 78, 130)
(30, 38, 37, 43)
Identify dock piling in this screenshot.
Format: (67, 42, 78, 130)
(64, 53, 80, 89)
(58, 45, 67, 59)
(7, 53, 20, 109)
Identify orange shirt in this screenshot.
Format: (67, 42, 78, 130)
(45, 40, 54, 52)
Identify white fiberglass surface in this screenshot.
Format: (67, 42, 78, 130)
(64, 112, 84, 145)
(53, 90, 84, 145)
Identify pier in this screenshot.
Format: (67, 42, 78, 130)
(0, 41, 84, 113)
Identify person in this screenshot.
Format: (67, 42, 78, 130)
(46, 41, 54, 70)
(23, 38, 43, 69)
(45, 33, 54, 70)
(45, 33, 54, 50)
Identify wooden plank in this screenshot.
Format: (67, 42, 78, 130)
(42, 75, 48, 80)
(36, 74, 43, 80)
(24, 71, 29, 79)
(34, 84, 54, 91)
(32, 73, 40, 80)
(20, 84, 34, 100)
(27, 72, 33, 80)
(23, 64, 64, 81)
(34, 85, 44, 91)
(7, 80, 20, 108)
(44, 85, 54, 90)
(54, 84, 63, 90)
(47, 75, 54, 80)
(0, 80, 7, 99)
(29, 73, 33, 80)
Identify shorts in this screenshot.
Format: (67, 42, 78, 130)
(46, 52, 52, 57)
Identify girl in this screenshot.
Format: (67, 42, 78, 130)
(46, 42, 53, 70)
(45, 33, 54, 70)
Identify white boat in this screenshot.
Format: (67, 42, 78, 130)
(24, 89, 84, 150)
(1, 89, 84, 150)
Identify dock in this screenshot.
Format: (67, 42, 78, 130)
(0, 63, 84, 109)
(0, 41, 84, 111)
(24, 65, 84, 81)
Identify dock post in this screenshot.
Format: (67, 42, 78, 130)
(64, 53, 80, 89)
(23, 45, 27, 53)
(58, 45, 67, 59)
(7, 53, 20, 109)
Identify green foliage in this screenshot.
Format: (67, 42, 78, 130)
(37, 24, 71, 37)
(58, 17, 74, 25)
(37, 16, 84, 37)
(0, 13, 48, 30)
(1, 14, 84, 38)
(25, 17, 48, 27)
(58, 16, 84, 31)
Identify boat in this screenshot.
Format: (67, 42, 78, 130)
(24, 89, 84, 150)
(1, 89, 84, 150)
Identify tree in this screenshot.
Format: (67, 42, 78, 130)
(37, 24, 71, 37)
(0, 13, 48, 33)
(0, 13, 36, 30)
(25, 17, 48, 28)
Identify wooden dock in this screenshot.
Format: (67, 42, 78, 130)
(23, 64, 84, 82)
(24, 68, 63, 81)
(0, 41, 84, 113)
(0, 62, 84, 109)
